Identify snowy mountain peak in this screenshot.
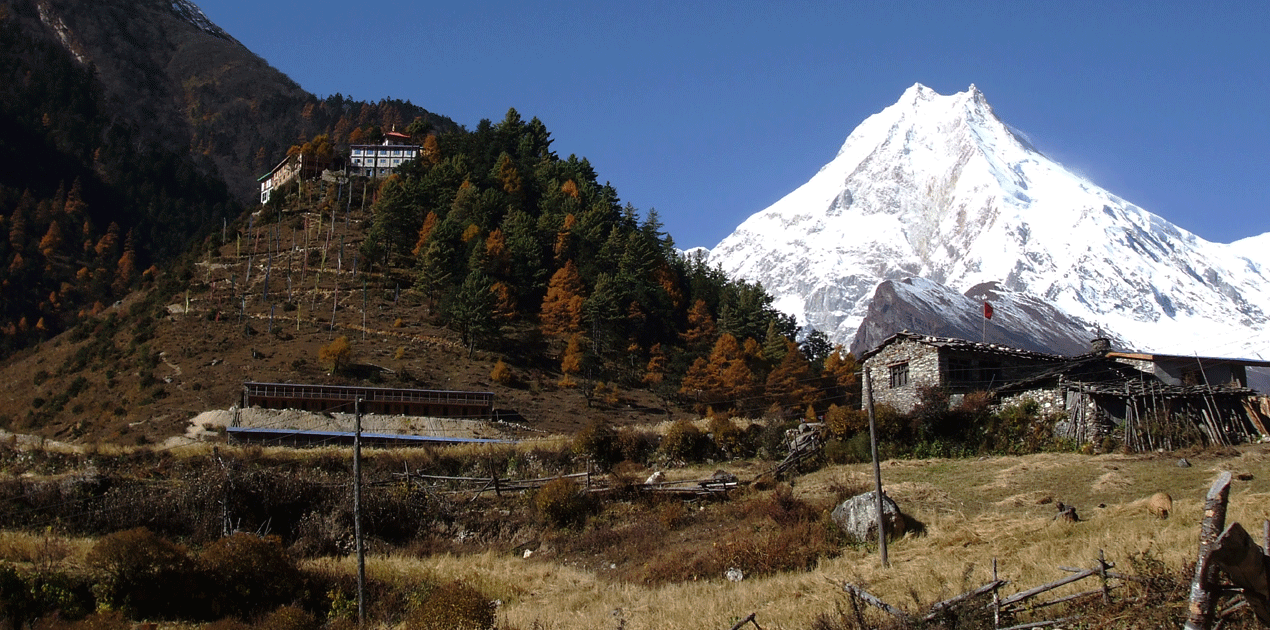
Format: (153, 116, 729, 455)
(710, 84, 1270, 360)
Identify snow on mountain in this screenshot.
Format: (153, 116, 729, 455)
(848, 277, 1114, 357)
(170, 0, 238, 44)
(709, 83, 1270, 359)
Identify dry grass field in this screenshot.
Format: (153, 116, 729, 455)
(3, 442, 1267, 629)
(398, 446, 1269, 629)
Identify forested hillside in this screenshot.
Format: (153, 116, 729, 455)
(354, 109, 860, 418)
(0, 0, 453, 357)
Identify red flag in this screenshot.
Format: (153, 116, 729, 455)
(983, 302, 994, 320)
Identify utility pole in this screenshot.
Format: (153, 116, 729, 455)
(354, 397, 365, 625)
(864, 370, 889, 568)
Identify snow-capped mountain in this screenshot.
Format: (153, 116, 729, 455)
(709, 83, 1270, 359)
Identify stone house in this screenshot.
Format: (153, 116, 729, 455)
(860, 330, 1270, 450)
(859, 331, 1066, 412)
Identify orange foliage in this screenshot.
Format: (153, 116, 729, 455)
(540, 260, 585, 336)
(412, 212, 439, 256)
(680, 299, 717, 349)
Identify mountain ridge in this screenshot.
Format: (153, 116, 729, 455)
(709, 83, 1270, 359)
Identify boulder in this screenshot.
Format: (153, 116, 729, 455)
(831, 491, 906, 543)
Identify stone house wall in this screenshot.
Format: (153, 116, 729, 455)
(864, 337, 941, 413)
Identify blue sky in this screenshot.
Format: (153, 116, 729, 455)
(197, 1, 1268, 250)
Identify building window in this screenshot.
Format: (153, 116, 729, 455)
(889, 363, 909, 389)
(980, 362, 1001, 388)
(948, 358, 973, 385)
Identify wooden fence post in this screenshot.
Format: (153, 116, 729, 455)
(1184, 471, 1233, 630)
(992, 558, 1001, 629)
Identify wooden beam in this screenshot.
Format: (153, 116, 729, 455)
(1210, 521, 1270, 625)
(842, 583, 906, 619)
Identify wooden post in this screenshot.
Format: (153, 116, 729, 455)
(354, 397, 365, 626)
(1098, 549, 1110, 605)
(864, 370, 888, 568)
(1185, 471, 1233, 630)
(993, 558, 1001, 629)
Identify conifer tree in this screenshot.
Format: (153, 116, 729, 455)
(560, 332, 585, 387)
(681, 299, 717, 350)
(39, 222, 63, 260)
(766, 339, 817, 413)
(447, 269, 496, 358)
(540, 260, 585, 337)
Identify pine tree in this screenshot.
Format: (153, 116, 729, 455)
(39, 222, 63, 260)
(484, 228, 509, 276)
(412, 211, 439, 256)
(642, 343, 667, 385)
(447, 269, 496, 358)
(560, 332, 585, 387)
(681, 299, 717, 350)
(766, 339, 817, 413)
(111, 231, 137, 296)
(823, 346, 861, 408)
(422, 134, 441, 165)
(540, 260, 585, 337)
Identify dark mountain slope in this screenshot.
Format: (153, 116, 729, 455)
(7, 0, 457, 205)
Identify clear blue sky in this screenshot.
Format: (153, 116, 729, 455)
(196, 0, 1268, 250)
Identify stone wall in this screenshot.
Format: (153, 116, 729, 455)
(864, 337, 941, 412)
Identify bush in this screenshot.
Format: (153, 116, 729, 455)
(489, 359, 512, 385)
(661, 420, 710, 462)
(534, 477, 592, 529)
(756, 420, 799, 461)
(199, 533, 302, 620)
(255, 604, 319, 630)
(615, 427, 655, 464)
(823, 433, 872, 464)
(85, 528, 199, 620)
(0, 562, 95, 628)
(409, 580, 495, 630)
(572, 419, 621, 469)
(708, 416, 745, 458)
(318, 336, 352, 374)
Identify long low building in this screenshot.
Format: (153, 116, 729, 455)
(225, 426, 510, 448)
(241, 382, 494, 418)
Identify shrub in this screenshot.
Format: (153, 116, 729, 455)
(708, 416, 745, 458)
(409, 580, 495, 630)
(255, 604, 319, 630)
(0, 562, 95, 628)
(661, 420, 709, 462)
(823, 433, 872, 464)
(489, 359, 512, 385)
(756, 420, 798, 461)
(199, 533, 301, 620)
(615, 427, 655, 464)
(534, 477, 592, 529)
(572, 419, 621, 469)
(318, 336, 352, 374)
(84, 528, 199, 620)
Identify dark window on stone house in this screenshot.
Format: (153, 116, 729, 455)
(980, 362, 1001, 388)
(949, 358, 974, 385)
(889, 362, 909, 388)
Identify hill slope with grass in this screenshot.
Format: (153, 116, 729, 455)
(2, 438, 1268, 629)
